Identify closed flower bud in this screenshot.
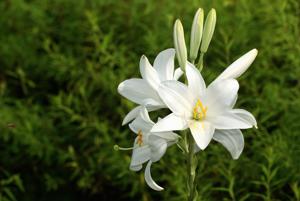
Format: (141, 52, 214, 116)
(174, 19, 187, 71)
(200, 8, 216, 53)
(190, 8, 204, 61)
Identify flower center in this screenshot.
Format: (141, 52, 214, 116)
(193, 99, 207, 121)
(136, 130, 143, 146)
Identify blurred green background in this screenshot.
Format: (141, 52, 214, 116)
(0, 0, 299, 200)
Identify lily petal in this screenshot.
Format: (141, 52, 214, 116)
(130, 146, 151, 170)
(122, 106, 143, 125)
(118, 78, 160, 105)
(151, 113, 188, 132)
(230, 95, 238, 108)
(215, 49, 258, 81)
(231, 109, 257, 128)
(153, 48, 175, 81)
(129, 113, 154, 133)
(130, 164, 143, 171)
(186, 62, 206, 98)
(122, 104, 164, 126)
(148, 136, 168, 162)
(158, 80, 193, 116)
(145, 161, 164, 191)
(205, 79, 239, 113)
(152, 131, 179, 141)
(189, 120, 215, 150)
(140, 55, 160, 90)
(208, 111, 254, 130)
(139, 107, 154, 124)
(213, 129, 244, 159)
(173, 68, 184, 80)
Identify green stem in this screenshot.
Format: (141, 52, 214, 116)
(184, 61, 198, 201)
(197, 52, 204, 72)
(187, 132, 197, 201)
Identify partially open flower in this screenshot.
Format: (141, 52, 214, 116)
(128, 108, 178, 191)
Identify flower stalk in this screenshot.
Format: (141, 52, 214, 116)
(184, 63, 198, 201)
(187, 131, 198, 201)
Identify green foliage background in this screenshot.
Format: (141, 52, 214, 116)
(0, 0, 299, 200)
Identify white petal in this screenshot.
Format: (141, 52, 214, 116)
(231, 109, 257, 128)
(158, 80, 193, 116)
(213, 129, 244, 159)
(122, 106, 143, 125)
(139, 107, 154, 124)
(129, 112, 154, 133)
(205, 79, 239, 114)
(130, 146, 151, 170)
(153, 48, 175, 81)
(230, 95, 238, 108)
(130, 164, 143, 171)
(208, 111, 254, 130)
(140, 55, 160, 90)
(151, 113, 188, 132)
(145, 161, 164, 191)
(186, 62, 206, 98)
(152, 131, 179, 141)
(189, 120, 215, 150)
(141, 98, 164, 107)
(173, 68, 184, 80)
(118, 78, 160, 105)
(148, 136, 168, 162)
(215, 49, 258, 81)
(122, 104, 165, 126)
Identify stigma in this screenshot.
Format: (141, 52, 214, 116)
(193, 99, 207, 121)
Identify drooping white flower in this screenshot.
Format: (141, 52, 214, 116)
(151, 49, 257, 158)
(118, 48, 183, 125)
(128, 107, 178, 191)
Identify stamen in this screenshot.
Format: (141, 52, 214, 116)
(136, 130, 143, 146)
(192, 99, 208, 121)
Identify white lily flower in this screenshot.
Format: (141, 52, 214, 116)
(128, 107, 178, 191)
(118, 48, 183, 125)
(151, 51, 257, 157)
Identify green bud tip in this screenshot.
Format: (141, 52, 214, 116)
(200, 8, 217, 53)
(190, 8, 204, 61)
(173, 19, 187, 71)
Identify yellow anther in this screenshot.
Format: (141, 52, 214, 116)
(136, 130, 143, 147)
(192, 99, 207, 121)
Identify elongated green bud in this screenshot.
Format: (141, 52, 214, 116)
(200, 8, 216, 53)
(190, 8, 204, 62)
(174, 19, 187, 71)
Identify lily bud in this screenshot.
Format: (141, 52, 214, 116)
(173, 19, 187, 71)
(190, 8, 204, 61)
(200, 8, 216, 53)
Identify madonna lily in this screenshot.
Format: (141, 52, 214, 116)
(118, 48, 183, 125)
(151, 54, 257, 153)
(128, 107, 178, 191)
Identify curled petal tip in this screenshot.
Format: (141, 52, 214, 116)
(250, 48, 258, 55)
(145, 161, 164, 191)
